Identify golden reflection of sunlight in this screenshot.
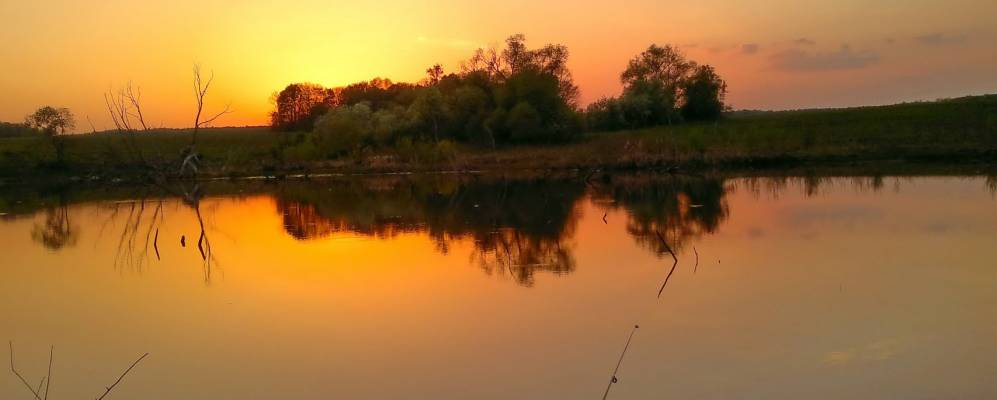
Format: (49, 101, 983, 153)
(823, 351, 855, 366)
(823, 337, 914, 366)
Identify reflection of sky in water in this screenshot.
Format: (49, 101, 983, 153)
(0, 176, 995, 399)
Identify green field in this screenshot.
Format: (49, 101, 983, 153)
(1, 95, 995, 181)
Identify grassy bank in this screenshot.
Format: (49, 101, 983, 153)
(1, 95, 995, 182)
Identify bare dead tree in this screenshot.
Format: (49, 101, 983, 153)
(103, 89, 132, 132)
(104, 86, 148, 165)
(190, 64, 232, 145)
(181, 64, 232, 177)
(123, 82, 149, 131)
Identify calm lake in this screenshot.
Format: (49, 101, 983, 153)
(2, 173, 996, 399)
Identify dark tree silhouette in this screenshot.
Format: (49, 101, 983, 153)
(24, 106, 75, 164)
(586, 44, 728, 130)
(425, 63, 444, 85)
(270, 83, 336, 131)
(681, 65, 728, 121)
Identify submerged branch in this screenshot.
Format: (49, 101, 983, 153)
(655, 230, 679, 298)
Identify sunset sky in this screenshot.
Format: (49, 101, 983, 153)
(1, 0, 995, 130)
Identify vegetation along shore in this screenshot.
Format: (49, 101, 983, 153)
(1, 35, 995, 184)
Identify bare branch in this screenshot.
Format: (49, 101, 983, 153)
(95, 353, 149, 400)
(198, 103, 233, 128)
(654, 230, 679, 298)
(602, 324, 639, 400)
(44, 346, 52, 400)
(123, 82, 149, 131)
(86, 115, 98, 134)
(187, 64, 231, 170)
(8, 341, 44, 400)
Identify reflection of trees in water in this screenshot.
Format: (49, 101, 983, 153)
(471, 228, 575, 287)
(424, 180, 582, 286)
(276, 179, 428, 240)
(592, 175, 729, 256)
(92, 183, 218, 283)
(276, 178, 583, 286)
(732, 174, 909, 199)
(31, 204, 79, 250)
(101, 197, 164, 272)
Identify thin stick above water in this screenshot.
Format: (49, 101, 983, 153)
(8, 341, 43, 400)
(96, 352, 149, 400)
(602, 324, 640, 400)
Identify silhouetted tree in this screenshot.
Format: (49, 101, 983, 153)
(425, 64, 444, 85)
(25, 106, 75, 164)
(681, 65, 728, 121)
(270, 83, 336, 131)
(620, 44, 696, 125)
(586, 44, 728, 131)
(293, 34, 581, 153)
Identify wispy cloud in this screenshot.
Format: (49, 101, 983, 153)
(770, 45, 880, 71)
(913, 32, 968, 46)
(741, 43, 760, 55)
(793, 38, 816, 46)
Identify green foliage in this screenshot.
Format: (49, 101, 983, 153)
(587, 44, 728, 132)
(506, 102, 544, 142)
(313, 104, 375, 156)
(294, 34, 583, 153)
(395, 138, 458, 164)
(681, 65, 727, 121)
(281, 140, 322, 164)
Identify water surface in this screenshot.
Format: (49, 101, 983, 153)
(2, 174, 996, 399)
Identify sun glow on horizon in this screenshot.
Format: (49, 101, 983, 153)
(1, 0, 995, 131)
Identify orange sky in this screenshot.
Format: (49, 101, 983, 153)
(1, 0, 995, 131)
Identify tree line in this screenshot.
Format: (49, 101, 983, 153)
(8, 35, 727, 169)
(270, 35, 727, 159)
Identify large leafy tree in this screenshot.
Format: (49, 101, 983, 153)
(270, 83, 336, 131)
(25, 106, 75, 164)
(25, 106, 74, 136)
(681, 65, 728, 121)
(620, 44, 697, 125)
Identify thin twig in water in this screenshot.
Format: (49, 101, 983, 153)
(602, 324, 639, 400)
(602, 212, 608, 224)
(44, 346, 52, 400)
(693, 246, 700, 274)
(8, 342, 44, 400)
(655, 231, 679, 298)
(96, 353, 149, 400)
(153, 228, 160, 261)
